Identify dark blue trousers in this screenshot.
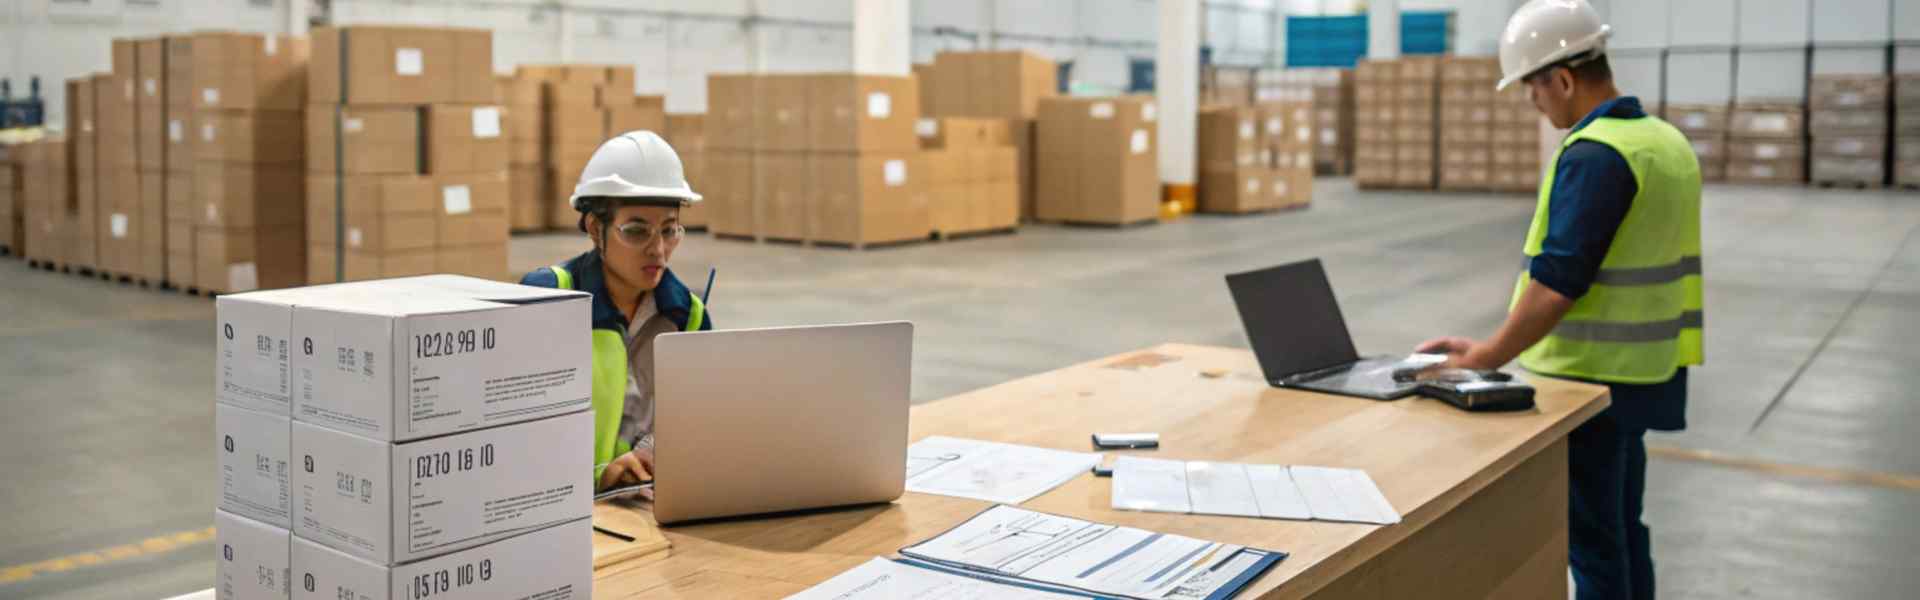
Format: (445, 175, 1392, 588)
(1568, 407, 1655, 600)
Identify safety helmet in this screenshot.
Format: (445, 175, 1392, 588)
(1496, 0, 1611, 91)
(569, 130, 703, 211)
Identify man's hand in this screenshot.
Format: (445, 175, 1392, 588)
(1414, 336, 1502, 371)
(597, 447, 656, 491)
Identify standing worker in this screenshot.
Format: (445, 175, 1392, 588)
(1414, 1, 1702, 599)
(520, 130, 713, 492)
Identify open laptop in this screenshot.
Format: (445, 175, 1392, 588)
(1226, 259, 1439, 400)
(647, 321, 913, 525)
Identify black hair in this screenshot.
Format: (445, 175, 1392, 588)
(577, 196, 685, 248)
(1525, 50, 1611, 87)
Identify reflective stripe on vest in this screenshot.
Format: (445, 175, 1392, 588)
(1513, 115, 1705, 384)
(550, 264, 706, 482)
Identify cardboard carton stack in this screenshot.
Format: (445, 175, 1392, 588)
(1035, 96, 1159, 225)
(1490, 85, 1543, 192)
(517, 64, 646, 231)
(1807, 75, 1889, 187)
(1296, 69, 1354, 175)
(0, 149, 17, 254)
(498, 76, 547, 231)
(1726, 103, 1806, 184)
(1900, 75, 1920, 187)
(65, 77, 100, 272)
(1665, 104, 1731, 182)
(1197, 106, 1265, 213)
(702, 74, 757, 238)
(919, 117, 1020, 235)
(212, 276, 596, 600)
(925, 50, 1057, 221)
(186, 32, 310, 293)
(1353, 59, 1397, 188)
(1437, 57, 1499, 191)
(661, 114, 710, 230)
(162, 36, 198, 286)
(21, 139, 69, 267)
(1392, 57, 1441, 189)
(96, 43, 142, 278)
(1263, 101, 1316, 208)
(307, 26, 507, 283)
(1203, 66, 1256, 107)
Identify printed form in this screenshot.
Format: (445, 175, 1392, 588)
(906, 436, 1103, 505)
(785, 557, 1092, 600)
(1111, 457, 1398, 525)
(897, 505, 1286, 600)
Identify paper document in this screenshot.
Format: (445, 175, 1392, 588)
(906, 436, 1102, 505)
(787, 558, 1091, 600)
(1112, 459, 1398, 525)
(899, 505, 1286, 600)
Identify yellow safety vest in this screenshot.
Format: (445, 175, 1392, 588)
(1513, 115, 1704, 384)
(550, 264, 705, 483)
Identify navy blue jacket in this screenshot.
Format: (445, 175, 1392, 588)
(519, 250, 714, 333)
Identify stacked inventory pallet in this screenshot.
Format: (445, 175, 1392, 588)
(1196, 106, 1267, 213)
(306, 26, 505, 283)
(1490, 86, 1542, 193)
(661, 113, 711, 230)
(1727, 102, 1806, 184)
(1035, 96, 1159, 226)
(0, 147, 17, 255)
(98, 43, 143, 281)
(520, 64, 649, 232)
(1900, 75, 1920, 187)
(498, 76, 548, 232)
(1392, 57, 1441, 189)
(1807, 75, 1890, 187)
(21, 138, 69, 269)
(1437, 57, 1498, 191)
(1263, 98, 1316, 208)
(920, 117, 1020, 236)
(1665, 104, 1731, 182)
(927, 50, 1056, 222)
(212, 278, 597, 600)
(1298, 69, 1354, 176)
(704, 74, 756, 239)
(188, 32, 311, 293)
(162, 36, 200, 286)
(67, 77, 101, 274)
(1352, 59, 1396, 188)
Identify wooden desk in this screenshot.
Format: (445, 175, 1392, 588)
(595, 343, 1609, 599)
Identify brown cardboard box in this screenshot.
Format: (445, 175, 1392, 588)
(167, 221, 194, 282)
(96, 75, 138, 169)
(165, 171, 195, 223)
(508, 165, 550, 232)
(500, 77, 542, 107)
(166, 35, 195, 110)
(0, 164, 16, 251)
(309, 26, 492, 105)
(917, 118, 1011, 149)
(306, 245, 436, 284)
(433, 171, 510, 246)
(705, 151, 754, 237)
(138, 102, 166, 171)
(305, 174, 436, 250)
(1809, 75, 1889, 109)
(196, 162, 304, 228)
(436, 243, 508, 280)
(196, 110, 305, 164)
(1729, 104, 1806, 138)
(662, 113, 709, 228)
(546, 156, 589, 229)
(1688, 134, 1728, 166)
(1665, 104, 1731, 133)
(425, 104, 508, 174)
(811, 153, 928, 246)
(190, 32, 310, 111)
(548, 113, 608, 166)
(752, 152, 810, 241)
(968, 51, 1057, 118)
(507, 105, 543, 165)
(112, 38, 138, 79)
(306, 106, 422, 175)
(810, 74, 920, 152)
(1440, 56, 1499, 82)
(606, 96, 667, 135)
(1725, 159, 1804, 184)
(1034, 97, 1158, 225)
(912, 64, 935, 116)
(137, 170, 166, 281)
(925, 150, 970, 234)
(1727, 139, 1806, 161)
(195, 225, 304, 292)
(1810, 136, 1886, 158)
(1398, 56, 1441, 81)
(929, 52, 972, 118)
(1199, 107, 1259, 173)
(70, 79, 101, 269)
(755, 75, 811, 151)
(706, 75, 758, 151)
(1809, 156, 1883, 185)
(1199, 168, 1269, 214)
(1005, 118, 1037, 221)
(164, 112, 197, 173)
(1808, 109, 1888, 135)
(137, 39, 165, 107)
(545, 80, 601, 109)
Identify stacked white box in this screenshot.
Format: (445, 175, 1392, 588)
(217, 509, 294, 600)
(217, 402, 294, 528)
(292, 518, 592, 600)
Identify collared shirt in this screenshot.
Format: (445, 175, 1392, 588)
(1530, 95, 1686, 432)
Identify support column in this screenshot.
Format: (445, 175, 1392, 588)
(1156, 0, 1200, 216)
(1369, 0, 1401, 59)
(558, 4, 575, 62)
(287, 0, 310, 35)
(853, 0, 911, 75)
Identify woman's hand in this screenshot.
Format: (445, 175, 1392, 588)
(598, 447, 656, 490)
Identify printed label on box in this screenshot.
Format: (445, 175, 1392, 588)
(1238, 121, 1254, 140)
(867, 92, 891, 119)
(111, 214, 128, 238)
(1684, 114, 1707, 129)
(395, 48, 424, 76)
(265, 35, 277, 56)
(1321, 130, 1336, 145)
(1691, 141, 1713, 155)
(1273, 180, 1289, 196)
(230, 263, 259, 293)
(915, 118, 937, 138)
(1143, 103, 1157, 122)
(443, 185, 473, 215)
(1267, 117, 1282, 135)
(347, 228, 363, 249)
(1297, 154, 1312, 169)
(207, 203, 220, 223)
(203, 123, 216, 142)
(1297, 127, 1312, 143)
(1130, 129, 1149, 155)
(145, 78, 157, 97)
(471, 107, 502, 139)
(1756, 145, 1780, 159)
(1836, 92, 1860, 106)
(1836, 139, 1864, 154)
(343, 118, 364, 133)
(204, 87, 221, 106)
(169, 120, 183, 143)
(884, 160, 907, 186)
(1090, 102, 1115, 119)
(1752, 115, 1789, 132)
(1245, 178, 1259, 192)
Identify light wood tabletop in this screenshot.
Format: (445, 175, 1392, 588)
(593, 343, 1610, 599)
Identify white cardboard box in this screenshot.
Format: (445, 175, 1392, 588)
(217, 285, 362, 416)
(217, 403, 293, 529)
(216, 509, 292, 600)
(290, 280, 591, 442)
(292, 518, 592, 600)
(292, 410, 592, 565)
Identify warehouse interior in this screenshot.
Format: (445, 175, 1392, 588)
(2, 1, 1919, 599)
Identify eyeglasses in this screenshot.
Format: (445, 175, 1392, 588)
(612, 221, 686, 247)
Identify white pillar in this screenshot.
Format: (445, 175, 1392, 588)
(1157, 0, 1200, 189)
(557, 5, 575, 62)
(287, 0, 310, 35)
(1368, 0, 1400, 59)
(853, 0, 911, 75)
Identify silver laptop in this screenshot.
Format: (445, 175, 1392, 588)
(650, 321, 913, 525)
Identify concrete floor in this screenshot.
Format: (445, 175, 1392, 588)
(2, 178, 1917, 598)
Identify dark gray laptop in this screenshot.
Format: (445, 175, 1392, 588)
(1226, 259, 1434, 400)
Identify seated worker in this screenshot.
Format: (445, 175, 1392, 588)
(520, 131, 712, 491)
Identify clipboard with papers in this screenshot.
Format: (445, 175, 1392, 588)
(891, 504, 1286, 600)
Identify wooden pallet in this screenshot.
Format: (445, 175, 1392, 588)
(1032, 217, 1160, 229)
(933, 227, 1018, 242)
(1811, 179, 1881, 190)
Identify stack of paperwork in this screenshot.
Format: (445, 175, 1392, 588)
(1112, 457, 1401, 525)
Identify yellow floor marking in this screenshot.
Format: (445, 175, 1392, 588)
(1649, 445, 1920, 491)
(0, 527, 214, 586)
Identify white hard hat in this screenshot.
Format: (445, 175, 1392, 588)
(569, 130, 702, 211)
(1496, 0, 1612, 91)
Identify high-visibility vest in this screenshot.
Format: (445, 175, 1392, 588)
(1513, 115, 1704, 384)
(550, 264, 706, 482)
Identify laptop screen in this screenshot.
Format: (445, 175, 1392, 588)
(1225, 259, 1362, 382)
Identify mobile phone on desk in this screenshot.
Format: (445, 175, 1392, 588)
(1092, 433, 1160, 449)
